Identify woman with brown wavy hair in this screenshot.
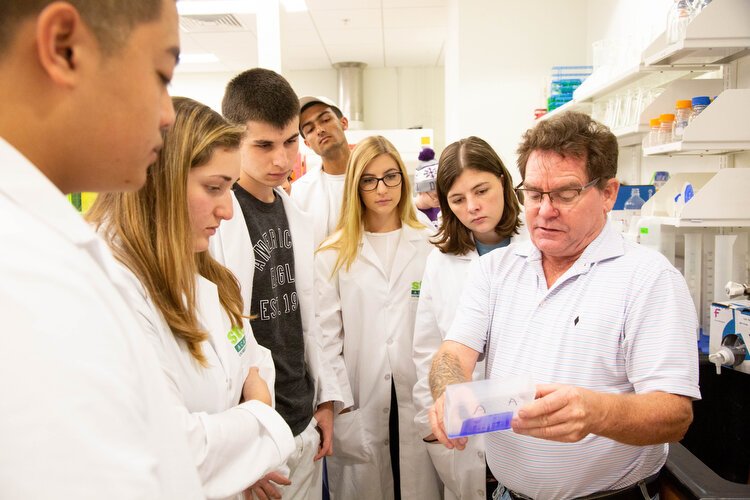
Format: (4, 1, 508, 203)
(87, 96, 294, 500)
(412, 136, 523, 500)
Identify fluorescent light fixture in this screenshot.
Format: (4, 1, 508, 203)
(177, 1, 258, 16)
(180, 52, 220, 64)
(281, 0, 307, 12)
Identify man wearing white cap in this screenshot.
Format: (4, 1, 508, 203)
(295, 96, 351, 248)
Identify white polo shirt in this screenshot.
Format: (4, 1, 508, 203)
(447, 222, 700, 500)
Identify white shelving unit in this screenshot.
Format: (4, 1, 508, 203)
(637, 169, 750, 330)
(539, 0, 750, 334)
(641, 169, 750, 227)
(613, 78, 725, 147)
(546, 0, 750, 152)
(643, 0, 750, 67)
(643, 89, 750, 156)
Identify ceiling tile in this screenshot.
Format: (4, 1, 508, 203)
(385, 27, 444, 46)
(382, 0, 445, 7)
(382, 7, 446, 29)
(327, 44, 383, 67)
(319, 27, 381, 46)
(306, 0, 381, 10)
(177, 1, 447, 71)
(310, 8, 382, 30)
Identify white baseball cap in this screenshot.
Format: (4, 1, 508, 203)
(299, 95, 342, 118)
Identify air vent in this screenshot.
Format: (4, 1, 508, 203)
(179, 14, 246, 33)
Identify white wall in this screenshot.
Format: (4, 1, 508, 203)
(170, 71, 237, 113)
(171, 66, 446, 153)
(445, 0, 589, 183)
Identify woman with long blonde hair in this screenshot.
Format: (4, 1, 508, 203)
(315, 135, 441, 500)
(87, 96, 294, 500)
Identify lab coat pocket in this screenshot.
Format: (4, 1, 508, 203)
(426, 443, 460, 494)
(332, 409, 372, 464)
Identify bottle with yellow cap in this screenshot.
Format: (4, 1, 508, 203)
(646, 118, 661, 148)
(672, 99, 693, 139)
(658, 113, 676, 145)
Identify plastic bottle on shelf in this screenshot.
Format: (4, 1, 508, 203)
(689, 96, 710, 124)
(624, 188, 645, 211)
(651, 171, 670, 191)
(667, 0, 694, 44)
(623, 188, 646, 234)
(646, 118, 661, 148)
(672, 99, 693, 139)
(658, 113, 676, 144)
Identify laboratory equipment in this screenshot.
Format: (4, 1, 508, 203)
(708, 283, 750, 375)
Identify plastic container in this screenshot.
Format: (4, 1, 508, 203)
(624, 188, 646, 211)
(672, 100, 693, 139)
(658, 113, 676, 145)
(667, 0, 694, 44)
(650, 170, 670, 190)
(444, 374, 535, 438)
(646, 118, 661, 148)
(689, 96, 710, 124)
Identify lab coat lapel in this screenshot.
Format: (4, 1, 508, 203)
(389, 225, 418, 290)
(358, 234, 388, 281)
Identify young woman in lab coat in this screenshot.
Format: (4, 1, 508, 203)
(87, 97, 295, 500)
(315, 135, 441, 500)
(412, 136, 523, 500)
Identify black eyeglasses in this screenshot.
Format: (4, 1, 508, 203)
(514, 177, 600, 207)
(359, 171, 403, 191)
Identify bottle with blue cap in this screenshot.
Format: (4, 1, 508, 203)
(689, 96, 711, 125)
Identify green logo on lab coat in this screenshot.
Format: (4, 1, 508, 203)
(411, 281, 421, 298)
(227, 326, 247, 356)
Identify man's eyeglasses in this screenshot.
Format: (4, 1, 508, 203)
(514, 177, 601, 207)
(359, 172, 403, 192)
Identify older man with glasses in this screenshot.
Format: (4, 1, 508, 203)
(427, 111, 700, 500)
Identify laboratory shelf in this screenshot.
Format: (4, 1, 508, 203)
(573, 63, 718, 104)
(612, 125, 648, 147)
(536, 100, 590, 122)
(643, 0, 750, 67)
(607, 79, 722, 147)
(640, 169, 750, 228)
(643, 89, 750, 156)
(643, 215, 750, 228)
(572, 63, 645, 103)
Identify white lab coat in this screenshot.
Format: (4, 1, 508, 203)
(291, 166, 335, 250)
(210, 187, 347, 411)
(292, 165, 438, 250)
(0, 138, 204, 499)
(412, 248, 487, 500)
(315, 224, 441, 500)
(116, 265, 296, 500)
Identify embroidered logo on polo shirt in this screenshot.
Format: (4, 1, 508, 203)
(226, 326, 247, 356)
(411, 281, 421, 298)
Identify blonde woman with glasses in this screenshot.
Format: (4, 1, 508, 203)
(315, 136, 441, 500)
(87, 97, 294, 500)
